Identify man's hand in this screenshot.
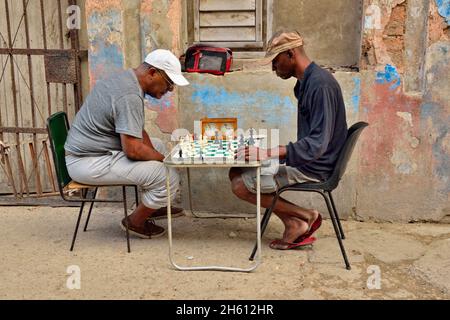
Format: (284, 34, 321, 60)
(235, 146, 269, 162)
(235, 146, 287, 162)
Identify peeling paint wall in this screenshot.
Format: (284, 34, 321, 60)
(86, 0, 124, 86)
(85, 0, 181, 138)
(356, 0, 449, 222)
(82, 0, 449, 222)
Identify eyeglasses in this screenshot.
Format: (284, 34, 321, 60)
(156, 69, 174, 91)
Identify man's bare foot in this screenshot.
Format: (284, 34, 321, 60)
(270, 210, 322, 250)
(282, 216, 309, 243)
(306, 210, 320, 232)
(270, 216, 309, 250)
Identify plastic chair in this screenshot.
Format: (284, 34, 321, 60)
(47, 111, 139, 253)
(249, 122, 369, 270)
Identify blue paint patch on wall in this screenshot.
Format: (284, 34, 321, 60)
(351, 77, 361, 114)
(436, 0, 450, 25)
(190, 84, 296, 127)
(145, 93, 173, 111)
(421, 103, 450, 193)
(89, 41, 124, 77)
(88, 11, 124, 82)
(376, 64, 401, 90)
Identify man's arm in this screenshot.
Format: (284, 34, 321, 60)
(268, 146, 287, 160)
(142, 129, 154, 148)
(237, 145, 287, 161)
(120, 133, 164, 162)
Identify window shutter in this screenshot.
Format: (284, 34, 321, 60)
(194, 0, 263, 48)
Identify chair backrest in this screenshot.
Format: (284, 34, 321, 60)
(46, 111, 71, 190)
(326, 122, 369, 189)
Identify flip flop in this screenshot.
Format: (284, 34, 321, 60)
(269, 237, 316, 250)
(295, 214, 322, 243)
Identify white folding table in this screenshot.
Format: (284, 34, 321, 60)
(164, 147, 262, 272)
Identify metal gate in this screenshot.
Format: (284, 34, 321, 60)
(0, 0, 86, 202)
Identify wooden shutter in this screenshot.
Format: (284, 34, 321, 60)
(194, 0, 263, 48)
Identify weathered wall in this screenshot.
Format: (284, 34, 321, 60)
(357, 0, 449, 222)
(273, 0, 364, 68)
(83, 0, 449, 222)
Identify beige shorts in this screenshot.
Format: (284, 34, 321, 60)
(241, 160, 320, 194)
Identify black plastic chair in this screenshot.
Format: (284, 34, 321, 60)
(47, 112, 139, 253)
(249, 122, 369, 270)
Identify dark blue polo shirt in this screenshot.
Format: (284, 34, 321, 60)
(285, 62, 348, 181)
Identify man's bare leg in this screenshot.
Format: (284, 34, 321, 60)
(229, 171, 319, 243)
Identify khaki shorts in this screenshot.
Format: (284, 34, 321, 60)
(241, 160, 320, 194)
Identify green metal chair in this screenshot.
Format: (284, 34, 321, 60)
(47, 111, 139, 253)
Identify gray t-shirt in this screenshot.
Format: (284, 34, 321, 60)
(65, 69, 145, 156)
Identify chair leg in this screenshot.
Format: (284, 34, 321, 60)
(83, 187, 98, 232)
(122, 186, 131, 253)
(327, 191, 345, 240)
(249, 193, 280, 261)
(134, 185, 139, 208)
(70, 189, 88, 251)
(320, 191, 351, 270)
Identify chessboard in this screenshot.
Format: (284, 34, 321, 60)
(173, 139, 242, 162)
(168, 129, 266, 164)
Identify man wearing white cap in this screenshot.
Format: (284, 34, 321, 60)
(65, 49, 189, 239)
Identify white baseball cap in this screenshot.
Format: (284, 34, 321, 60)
(144, 49, 189, 86)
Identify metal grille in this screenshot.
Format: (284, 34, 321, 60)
(0, 0, 86, 201)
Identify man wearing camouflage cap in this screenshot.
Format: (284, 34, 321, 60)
(231, 31, 348, 250)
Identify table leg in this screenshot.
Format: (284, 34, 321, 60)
(167, 166, 261, 272)
(255, 166, 262, 264)
(167, 167, 175, 267)
(186, 168, 197, 217)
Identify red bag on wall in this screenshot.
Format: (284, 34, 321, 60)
(184, 45, 233, 75)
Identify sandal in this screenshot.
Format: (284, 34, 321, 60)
(269, 237, 316, 250)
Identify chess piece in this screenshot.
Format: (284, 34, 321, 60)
(215, 131, 220, 144)
(239, 134, 245, 148)
(248, 128, 255, 146)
